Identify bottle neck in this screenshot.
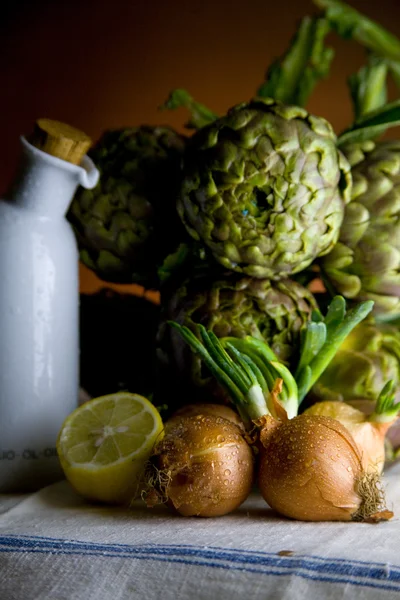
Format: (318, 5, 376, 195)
(6, 137, 99, 219)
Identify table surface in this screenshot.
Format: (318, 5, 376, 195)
(1, 464, 400, 600)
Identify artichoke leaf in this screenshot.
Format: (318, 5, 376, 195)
(338, 99, 400, 146)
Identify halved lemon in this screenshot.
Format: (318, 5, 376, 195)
(57, 392, 164, 504)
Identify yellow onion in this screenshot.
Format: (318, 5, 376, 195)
(304, 401, 394, 474)
(258, 414, 391, 522)
(149, 414, 254, 517)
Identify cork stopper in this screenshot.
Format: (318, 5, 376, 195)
(29, 119, 92, 165)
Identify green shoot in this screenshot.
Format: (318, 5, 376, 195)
(296, 298, 374, 402)
(168, 322, 269, 427)
(370, 381, 400, 423)
(295, 322, 326, 379)
(222, 337, 298, 418)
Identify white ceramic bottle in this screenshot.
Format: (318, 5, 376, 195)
(0, 119, 99, 492)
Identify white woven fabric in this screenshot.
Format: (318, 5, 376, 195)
(1, 464, 400, 600)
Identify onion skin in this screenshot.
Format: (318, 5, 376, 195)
(304, 401, 392, 475)
(153, 415, 254, 517)
(168, 404, 244, 430)
(258, 414, 369, 522)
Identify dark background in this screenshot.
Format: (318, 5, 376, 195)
(2, 0, 400, 295)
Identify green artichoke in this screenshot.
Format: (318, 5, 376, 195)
(178, 97, 352, 280)
(157, 274, 318, 404)
(310, 320, 400, 405)
(68, 126, 186, 287)
(320, 139, 400, 319)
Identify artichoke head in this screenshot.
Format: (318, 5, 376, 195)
(178, 97, 352, 280)
(157, 274, 318, 403)
(311, 320, 400, 405)
(68, 126, 186, 287)
(320, 139, 400, 320)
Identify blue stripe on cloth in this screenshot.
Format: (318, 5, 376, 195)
(0, 534, 398, 593)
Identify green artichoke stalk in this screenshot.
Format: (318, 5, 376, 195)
(310, 320, 400, 406)
(257, 16, 334, 107)
(178, 97, 352, 280)
(68, 126, 186, 287)
(156, 274, 318, 406)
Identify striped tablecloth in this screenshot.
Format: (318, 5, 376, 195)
(1, 464, 400, 600)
